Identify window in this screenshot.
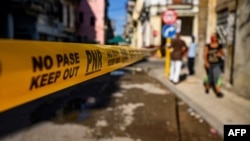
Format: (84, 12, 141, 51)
(90, 16, 95, 26)
(79, 12, 84, 23)
(179, 16, 193, 36)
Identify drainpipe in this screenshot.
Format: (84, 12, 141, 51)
(230, 0, 238, 85)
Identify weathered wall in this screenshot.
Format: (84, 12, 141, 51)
(195, 0, 209, 78)
(78, 0, 105, 44)
(234, 0, 250, 99)
(150, 15, 162, 47)
(206, 0, 217, 43)
(136, 21, 143, 48)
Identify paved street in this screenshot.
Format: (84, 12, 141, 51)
(0, 60, 223, 141)
(1, 0, 250, 140)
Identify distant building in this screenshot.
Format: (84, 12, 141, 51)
(104, 1, 115, 44)
(77, 0, 113, 44)
(124, 0, 199, 50)
(0, 0, 76, 42)
(105, 18, 116, 44)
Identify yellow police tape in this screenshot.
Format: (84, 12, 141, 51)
(0, 39, 150, 112)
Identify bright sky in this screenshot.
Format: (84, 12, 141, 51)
(108, 0, 128, 36)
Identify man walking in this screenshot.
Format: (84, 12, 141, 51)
(169, 33, 188, 84)
(187, 35, 197, 75)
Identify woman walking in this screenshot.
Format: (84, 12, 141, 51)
(203, 33, 224, 97)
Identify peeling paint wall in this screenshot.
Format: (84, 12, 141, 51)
(234, 0, 250, 99)
(206, 0, 217, 44)
(196, 0, 209, 78)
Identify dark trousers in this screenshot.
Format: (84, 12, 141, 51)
(204, 63, 221, 86)
(188, 57, 195, 75)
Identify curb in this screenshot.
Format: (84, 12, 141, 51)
(147, 68, 224, 137)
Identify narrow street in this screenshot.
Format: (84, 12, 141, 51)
(0, 61, 223, 141)
(0, 0, 250, 141)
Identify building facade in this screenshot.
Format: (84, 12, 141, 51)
(77, 0, 109, 44)
(215, 0, 250, 99)
(124, 0, 199, 52)
(125, 0, 250, 99)
(0, 0, 76, 42)
(197, 0, 250, 99)
(203, 0, 250, 100)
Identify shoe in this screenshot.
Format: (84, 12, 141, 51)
(203, 82, 206, 86)
(205, 89, 209, 94)
(216, 92, 224, 98)
(173, 82, 179, 85)
(189, 73, 194, 76)
(171, 81, 179, 85)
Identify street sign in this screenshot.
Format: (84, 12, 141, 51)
(162, 24, 177, 38)
(162, 10, 178, 24)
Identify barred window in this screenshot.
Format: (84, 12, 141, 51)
(179, 16, 193, 36)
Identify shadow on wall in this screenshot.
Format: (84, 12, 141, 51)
(76, 0, 97, 44)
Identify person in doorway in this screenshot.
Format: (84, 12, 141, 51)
(187, 35, 197, 75)
(169, 33, 188, 84)
(203, 33, 224, 97)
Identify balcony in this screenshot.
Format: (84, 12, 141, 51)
(167, 0, 194, 10)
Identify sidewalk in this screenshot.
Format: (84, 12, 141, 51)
(143, 58, 250, 137)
